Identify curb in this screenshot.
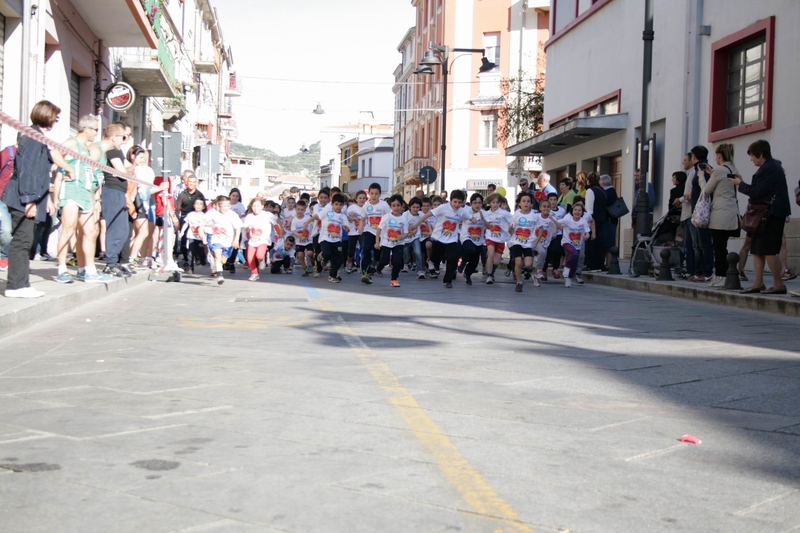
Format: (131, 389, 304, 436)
(0, 273, 150, 340)
(582, 272, 800, 317)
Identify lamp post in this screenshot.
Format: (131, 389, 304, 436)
(635, 0, 655, 238)
(414, 45, 496, 193)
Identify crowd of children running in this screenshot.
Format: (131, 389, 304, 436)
(176, 180, 601, 293)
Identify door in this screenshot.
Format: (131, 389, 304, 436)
(609, 155, 623, 247)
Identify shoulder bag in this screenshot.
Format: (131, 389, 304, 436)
(741, 198, 772, 235)
(607, 197, 629, 219)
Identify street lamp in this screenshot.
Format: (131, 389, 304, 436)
(414, 44, 496, 193)
(312, 103, 325, 115)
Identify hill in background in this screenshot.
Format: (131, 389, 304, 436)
(230, 141, 321, 179)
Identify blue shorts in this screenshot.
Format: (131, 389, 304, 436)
(209, 243, 234, 258)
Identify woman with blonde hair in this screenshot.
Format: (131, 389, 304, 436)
(702, 143, 741, 287)
(575, 171, 588, 198)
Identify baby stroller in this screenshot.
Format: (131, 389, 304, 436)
(628, 207, 682, 278)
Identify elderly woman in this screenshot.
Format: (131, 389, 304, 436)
(730, 140, 790, 295)
(703, 143, 740, 287)
(600, 174, 619, 269)
(584, 172, 609, 271)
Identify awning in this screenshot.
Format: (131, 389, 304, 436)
(506, 113, 628, 157)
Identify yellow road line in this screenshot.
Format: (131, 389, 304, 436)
(316, 299, 534, 532)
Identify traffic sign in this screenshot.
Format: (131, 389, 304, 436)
(419, 166, 437, 185)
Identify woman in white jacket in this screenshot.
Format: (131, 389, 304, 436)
(703, 143, 740, 287)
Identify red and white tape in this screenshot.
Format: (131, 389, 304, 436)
(0, 110, 152, 187)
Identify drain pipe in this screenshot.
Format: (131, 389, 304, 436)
(689, 0, 703, 148)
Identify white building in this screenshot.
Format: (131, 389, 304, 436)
(319, 123, 393, 190)
(508, 0, 799, 267)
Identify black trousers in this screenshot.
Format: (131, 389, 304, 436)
(347, 234, 359, 261)
(101, 188, 129, 268)
(7, 209, 36, 290)
(320, 240, 343, 277)
(270, 256, 291, 274)
(711, 229, 732, 277)
(360, 232, 378, 273)
(431, 240, 459, 283)
(187, 239, 204, 270)
(544, 238, 563, 271)
(461, 240, 484, 278)
(378, 245, 404, 280)
(29, 214, 52, 258)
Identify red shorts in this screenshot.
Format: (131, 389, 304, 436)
(486, 240, 505, 254)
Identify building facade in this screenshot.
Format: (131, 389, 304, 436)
(508, 0, 799, 267)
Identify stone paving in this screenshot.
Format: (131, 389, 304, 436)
(1, 269, 799, 532)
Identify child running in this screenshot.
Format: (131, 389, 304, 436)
(203, 195, 243, 285)
(375, 194, 412, 287)
(244, 197, 278, 281)
(550, 202, 591, 288)
(459, 193, 486, 286)
(508, 191, 537, 293)
(403, 197, 426, 280)
(305, 192, 350, 282)
(290, 200, 314, 276)
(358, 183, 391, 284)
(270, 235, 296, 274)
(481, 192, 512, 284)
(180, 198, 206, 274)
(345, 190, 366, 273)
(531, 198, 557, 287)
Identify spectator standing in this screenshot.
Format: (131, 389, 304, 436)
(703, 143, 741, 287)
(677, 153, 697, 280)
(99, 124, 133, 278)
(600, 174, 619, 270)
(688, 147, 714, 281)
(584, 172, 608, 271)
(537, 172, 557, 195)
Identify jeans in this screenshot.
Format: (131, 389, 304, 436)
(682, 220, 695, 276)
(0, 200, 12, 259)
(102, 188, 129, 268)
(30, 214, 52, 258)
(360, 232, 378, 273)
(689, 221, 713, 277)
(403, 238, 423, 272)
(6, 209, 35, 290)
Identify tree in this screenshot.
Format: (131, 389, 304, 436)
(498, 73, 545, 147)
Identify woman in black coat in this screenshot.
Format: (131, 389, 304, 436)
(600, 174, 619, 270)
(730, 140, 790, 295)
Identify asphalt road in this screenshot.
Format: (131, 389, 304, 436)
(1, 268, 800, 533)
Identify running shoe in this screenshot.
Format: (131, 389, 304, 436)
(417, 271, 426, 280)
(74, 270, 86, 282)
(515, 282, 523, 293)
(56, 272, 74, 284)
(85, 272, 113, 284)
(565, 277, 572, 288)
(328, 276, 341, 283)
(465, 275, 472, 286)
(249, 274, 260, 281)
(360, 273, 373, 284)
(390, 279, 400, 287)
(4, 287, 45, 298)
(486, 275, 494, 285)
(523, 270, 532, 280)
(313, 271, 320, 278)
(533, 276, 540, 287)
(216, 274, 225, 285)
(302, 269, 310, 277)
(401, 265, 408, 273)
(575, 275, 584, 285)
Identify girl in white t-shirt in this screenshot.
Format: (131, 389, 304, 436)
(244, 198, 278, 281)
(346, 190, 366, 273)
(550, 203, 591, 287)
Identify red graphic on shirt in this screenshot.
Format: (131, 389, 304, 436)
(468, 227, 482, 241)
(284, 219, 291, 229)
(569, 231, 582, 244)
(387, 229, 402, 241)
(442, 221, 457, 236)
(297, 229, 309, 240)
(369, 215, 381, 229)
(191, 225, 200, 237)
(250, 228, 263, 238)
(212, 226, 228, 237)
(534, 227, 548, 239)
(515, 227, 531, 242)
(420, 222, 432, 237)
(327, 223, 341, 240)
(489, 224, 502, 237)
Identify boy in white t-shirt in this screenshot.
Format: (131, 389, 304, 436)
(551, 202, 591, 288)
(203, 195, 243, 285)
(358, 183, 391, 280)
(508, 191, 537, 293)
(375, 194, 412, 287)
(531, 199, 557, 287)
(479, 192, 512, 284)
(410, 189, 473, 288)
(345, 190, 366, 273)
(243, 198, 278, 281)
(305, 192, 350, 282)
(291, 200, 314, 276)
(270, 236, 296, 274)
(180, 198, 206, 274)
(459, 193, 487, 286)
(403, 197, 426, 280)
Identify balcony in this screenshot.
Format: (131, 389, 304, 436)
(225, 75, 242, 97)
(68, 0, 157, 48)
(119, 37, 178, 97)
(193, 48, 221, 74)
(403, 157, 430, 178)
(219, 98, 234, 119)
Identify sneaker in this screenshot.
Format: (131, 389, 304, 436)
(523, 270, 532, 280)
(56, 272, 74, 284)
(515, 282, 523, 293)
(481, 268, 488, 276)
(504, 268, 511, 277)
(703, 275, 714, 282)
(390, 279, 400, 287)
(709, 276, 725, 287)
(285, 267, 293, 274)
(444, 281, 452, 289)
(575, 275, 584, 285)
(74, 269, 86, 282)
(360, 273, 373, 284)
(563, 267, 571, 279)
(553, 269, 562, 279)
(428, 270, 438, 279)
(782, 270, 798, 281)
(249, 274, 260, 282)
(104, 265, 129, 278)
(434, 269, 440, 277)
(401, 265, 408, 273)
(313, 271, 320, 278)
(417, 271, 426, 280)
(216, 274, 225, 285)
(4, 287, 45, 299)
(465, 275, 472, 286)
(119, 264, 136, 276)
(302, 269, 310, 277)
(486, 275, 494, 285)
(565, 277, 572, 288)
(40, 253, 54, 262)
(457, 263, 465, 274)
(84, 272, 113, 284)
(66, 256, 78, 267)
(535, 269, 544, 280)
(97, 253, 107, 261)
(0, 258, 8, 271)
(328, 276, 341, 283)
(427, 260, 435, 271)
(533, 276, 540, 287)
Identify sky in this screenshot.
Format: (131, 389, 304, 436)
(217, 0, 415, 156)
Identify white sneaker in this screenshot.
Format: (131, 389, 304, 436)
(709, 276, 725, 287)
(5, 287, 45, 298)
(565, 277, 572, 288)
(563, 267, 571, 278)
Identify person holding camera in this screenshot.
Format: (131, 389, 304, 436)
(686, 146, 715, 281)
(701, 143, 741, 287)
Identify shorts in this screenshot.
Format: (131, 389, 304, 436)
(59, 198, 94, 214)
(510, 244, 533, 259)
(295, 244, 312, 253)
(209, 243, 234, 258)
(486, 240, 505, 254)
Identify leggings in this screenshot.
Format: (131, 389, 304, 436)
(710, 229, 731, 277)
(461, 240, 484, 278)
(347, 234, 360, 262)
(431, 240, 459, 283)
(563, 243, 580, 278)
(247, 243, 268, 274)
(378, 245, 404, 280)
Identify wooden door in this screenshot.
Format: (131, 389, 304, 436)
(609, 156, 623, 247)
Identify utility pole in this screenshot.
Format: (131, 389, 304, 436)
(635, 0, 655, 238)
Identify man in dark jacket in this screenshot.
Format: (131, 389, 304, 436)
(176, 174, 205, 262)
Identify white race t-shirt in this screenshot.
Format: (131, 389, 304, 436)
(361, 200, 391, 235)
(282, 208, 295, 232)
(405, 212, 422, 242)
(418, 212, 435, 241)
(290, 213, 313, 246)
(184, 211, 205, 241)
(430, 204, 472, 244)
(271, 239, 295, 262)
(460, 208, 486, 246)
(204, 209, 244, 248)
(510, 210, 537, 248)
(532, 214, 557, 248)
(378, 211, 411, 248)
(347, 204, 364, 236)
(559, 216, 591, 249)
(483, 208, 512, 243)
(244, 211, 278, 247)
(230, 202, 247, 219)
(319, 209, 349, 243)
(309, 202, 331, 238)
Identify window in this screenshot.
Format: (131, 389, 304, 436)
(361, 159, 366, 177)
(483, 33, 500, 69)
(250, 178, 260, 187)
(368, 158, 373, 176)
(344, 149, 350, 163)
(709, 17, 774, 142)
(69, 71, 81, 134)
(480, 111, 498, 150)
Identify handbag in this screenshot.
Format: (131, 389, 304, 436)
(741, 200, 771, 235)
(691, 191, 711, 228)
(607, 197, 629, 219)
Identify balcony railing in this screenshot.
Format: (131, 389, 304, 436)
(225, 75, 242, 97)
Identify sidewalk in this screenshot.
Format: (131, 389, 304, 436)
(582, 268, 800, 317)
(0, 259, 150, 339)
